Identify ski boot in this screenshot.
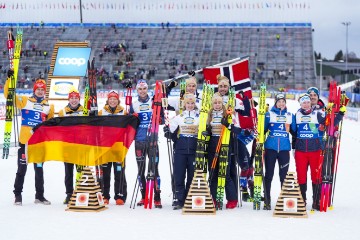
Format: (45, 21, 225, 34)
(103, 198, 110, 205)
(63, 194, 72, 204)
(14, 195, 22, 206)
(263, 198, 271, 210)
(137, 198, 145, 206)
(226, 200, 238, 209)
(173, 201, 183, 210)
(116, 199, 125, 205)
(154, 200, 162, 209)
(34, 196, 51, 205)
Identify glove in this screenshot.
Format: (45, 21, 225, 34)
(221, 117, 230, 129)
(124, 80, 132, 89)
(168, 80, 178, 89)
(242, 129, 252, 136)
(265, 104, 269, 112)
(326, 102, 334, 111)
(180, 90, 185, 98)
(7, 69, 14, 78)
(188, 70, 195, 76)
(132, 113, 139, 118)
(339, 105, 347, 115)
(163, 126, 171, 139)
(202, 125, 212, 137)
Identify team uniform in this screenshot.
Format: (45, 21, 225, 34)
(292, 100, 343, 205)
(99, 103, 128, 205)
(263, 104, 294, 209)
(58, 102, 84, 204)
(129, 95, 162, 206)
(4, 79, 54, 205)
(169, 109, 199, 209)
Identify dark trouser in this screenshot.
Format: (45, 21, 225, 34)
(13, 143, 45, 198)
(207, 148, 219, 201)
(225, 153, 238, 201)
(135, 141, 160, 201)
(236, 140, 254, 189)
(64, 163, 74, 195)
(264, 149, 290, 201)
(102, 162, 127, 201)
(174, 152, 195, 206)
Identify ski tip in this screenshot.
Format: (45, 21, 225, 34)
(329, 206, 334, 210)
(310, 209, 315, 214)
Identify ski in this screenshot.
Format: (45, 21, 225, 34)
(195, 83, 213, 172)
(215, 87, 235, 210)
(319, 81, 341, 212)
(3, 28, 23, 159)
(144, 80, 163, 209)
(253, 83, 266, 210)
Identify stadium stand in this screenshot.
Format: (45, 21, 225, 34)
(0, 23, 316, 90)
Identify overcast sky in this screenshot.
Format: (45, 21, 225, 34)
(309, 0, 360, 60)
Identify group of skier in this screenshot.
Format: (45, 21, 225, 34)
(4, 70, 347, 211)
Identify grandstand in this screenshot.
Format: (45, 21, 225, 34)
(0, 23, 315, 90)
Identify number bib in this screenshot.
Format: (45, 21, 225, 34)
(21, 109, 45, 127)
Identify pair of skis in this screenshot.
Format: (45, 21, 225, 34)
(214, 88, 235, 210)
(253, 83, 267, 210)
(3, 28, 23, 159)
(143, 80, 163, 209)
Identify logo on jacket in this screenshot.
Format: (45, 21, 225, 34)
(184, 117, 195, 124)
(276, 115, 287, 122)
(139, 104, 150, 111)
(300, 116, 311, 122)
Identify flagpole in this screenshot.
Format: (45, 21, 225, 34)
(154, 56, 247, 85)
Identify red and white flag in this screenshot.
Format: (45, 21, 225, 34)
(203, 58, 252, 99)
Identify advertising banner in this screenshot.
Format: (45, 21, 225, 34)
(49, 78, 80, 99)
(53, 47, 91, 77)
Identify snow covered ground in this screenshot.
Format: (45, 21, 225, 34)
(0, 98, 359, 240)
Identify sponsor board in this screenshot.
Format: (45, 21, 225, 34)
(53, 47, 91, 76)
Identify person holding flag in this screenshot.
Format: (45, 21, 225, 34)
(58, 88, 84, 204)
(98, 90, 128, 205)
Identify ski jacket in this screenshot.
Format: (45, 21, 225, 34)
(99, 105, 126, 116)
(264, 106, 294, 152)
(4, 80, 54, 144)
(58, 104, 84, 117)
(291, 107, 343, 152)
(170, 110, 199, 154)
(130, 95, 163, 142)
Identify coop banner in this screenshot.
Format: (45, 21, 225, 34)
(26, 115, 138, 166)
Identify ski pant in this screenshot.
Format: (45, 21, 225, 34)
(64, 163, 74, 195)
(295, 150, 321, 185)
(174, 152, 195, 206)
(236, 139, 254, 189)
(135, 141, 160, 201)
(102, 162, 127, 201)
(13, 143, 45, 198)
(264, 149, 290, 200)
(207, 144, 219, 200)
(225, 153, 238, 201)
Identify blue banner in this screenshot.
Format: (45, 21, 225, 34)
(53, 47, 91, 77)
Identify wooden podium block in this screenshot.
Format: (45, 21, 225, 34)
(273, 172, 307, 218)
(66, 167, 107, 212)
(182, 170, 216, 215)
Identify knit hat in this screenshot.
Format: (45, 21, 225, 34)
(68, 89, 80, 99)
(307, 87, 319, 98)
(217, 74, 230, 87)
(33, 79, 46, 92)
(298, 93, 311, 104)
(275, 93, 286, 105)
(185, 76, 197, 87)
(108, 89, 119, 100)
(136, 79, 148, 89)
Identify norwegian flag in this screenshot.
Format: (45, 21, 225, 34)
(203, 58, 252, 99)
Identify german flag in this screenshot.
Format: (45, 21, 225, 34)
(26, 115, 139, 166)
